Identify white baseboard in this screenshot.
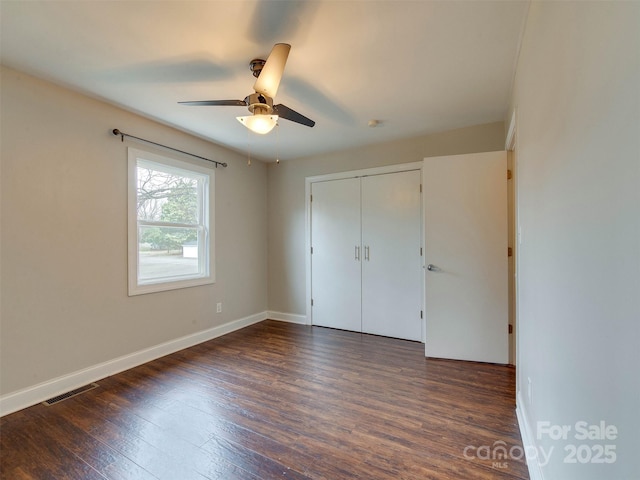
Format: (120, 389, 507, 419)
(0, 311, 268, 417)
(267, 311, 308, 325)
(516, 390, 545, 480)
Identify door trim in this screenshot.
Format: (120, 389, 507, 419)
(305, 162, 424, 341)
(506, 108, 521, 382)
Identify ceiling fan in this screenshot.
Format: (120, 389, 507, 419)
(179, 43, 315, 134)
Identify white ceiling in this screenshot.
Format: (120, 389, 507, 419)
(1, 0, 529, 162)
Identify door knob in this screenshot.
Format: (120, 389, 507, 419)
(427, 264, 440, 272)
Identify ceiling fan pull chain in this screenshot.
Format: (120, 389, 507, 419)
(247, 127, 252, 166)
(276, 122, 280, 164)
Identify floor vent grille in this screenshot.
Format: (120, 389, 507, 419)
(42, 383, 99, 406)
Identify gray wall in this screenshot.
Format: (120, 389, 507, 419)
(266, 121, 506, 315)
(0, 67, 268, 395)
(510, 2, 639, 479)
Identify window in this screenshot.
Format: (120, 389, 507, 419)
(128, 148, 214, 295)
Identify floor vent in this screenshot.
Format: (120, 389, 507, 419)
(42, 383, 99, 406)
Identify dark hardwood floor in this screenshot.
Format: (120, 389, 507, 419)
(1, 320, 529, 479)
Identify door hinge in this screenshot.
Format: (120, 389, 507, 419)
(420, 247, 423, 256)
(311, 299, 314, 306)
(509, 324, 513, 334)
(420, 184, 422, 193)
(420, 310, 423, 319)
(507, 169, 513, 180)
(310, 194, 313, 202)
(311, 246, 314, 254)
(508, 247, 513, 257)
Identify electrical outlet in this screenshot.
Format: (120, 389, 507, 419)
(216, 302, 222, 313)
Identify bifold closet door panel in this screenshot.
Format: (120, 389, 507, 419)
(361, 171, 422, 341)
(310, 178, 362, 331)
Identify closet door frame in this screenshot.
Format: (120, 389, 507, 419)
(305, 161, 425, 342)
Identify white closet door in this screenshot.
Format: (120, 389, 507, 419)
(361, 171, 423, 341)
(310, 178, 362, 332)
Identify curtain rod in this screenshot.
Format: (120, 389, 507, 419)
(112, 129, 227, 168)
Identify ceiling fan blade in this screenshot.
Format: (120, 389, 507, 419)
(248, 2, 313, 44)
(273, 104, 315, 127)
(104, 57, 233, 84)
(178, 100, 246, 106)
(253, 43, 291, 97)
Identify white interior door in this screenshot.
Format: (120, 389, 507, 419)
(424, 151, 508, 363)
(361, 171, 422, 341)
(311, 178, 362, 331)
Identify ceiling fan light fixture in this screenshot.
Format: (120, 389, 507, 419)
(237, 114, 279, 135)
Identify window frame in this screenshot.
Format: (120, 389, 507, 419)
(127, 147, 215, 296)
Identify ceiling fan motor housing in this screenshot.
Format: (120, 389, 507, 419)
(245, 92, 274, 114)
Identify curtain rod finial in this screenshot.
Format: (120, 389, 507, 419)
(112, 129, 124, 142)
